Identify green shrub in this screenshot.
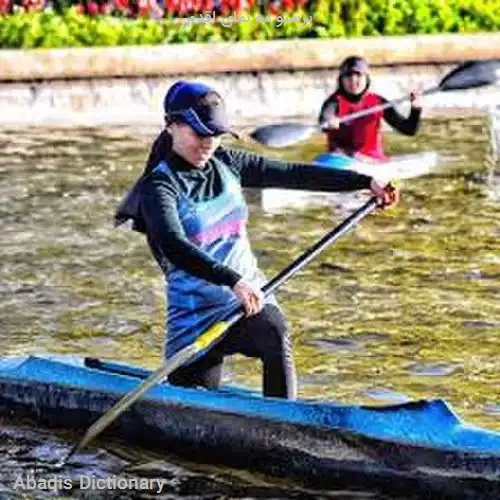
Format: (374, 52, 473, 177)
(0, 0, 499, 49)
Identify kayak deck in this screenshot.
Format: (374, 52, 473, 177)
(259, 151, 439, 213)
(1, 355, 499, 495)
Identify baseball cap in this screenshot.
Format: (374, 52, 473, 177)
(340, 56, 370, 75)
(163, 81, 238, 138)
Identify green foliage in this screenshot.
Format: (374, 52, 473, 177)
(0, 0, 499, 49)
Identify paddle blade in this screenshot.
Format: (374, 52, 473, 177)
(249, 123, 318, 148)
(59, 344, 198, 466)
(439, 59, 500, 91)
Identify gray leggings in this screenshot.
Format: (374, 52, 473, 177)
(168, 304, 297, 399)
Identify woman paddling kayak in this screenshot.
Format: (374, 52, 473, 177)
(115, 81, 398, 400)
(318, 56, 422, 161)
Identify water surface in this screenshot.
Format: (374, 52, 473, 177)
(0, 115, 499, 497)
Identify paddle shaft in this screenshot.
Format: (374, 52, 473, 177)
(261, 196, 379, 295)
(62, 196, 379, 465)
(333, 86, 436, 126)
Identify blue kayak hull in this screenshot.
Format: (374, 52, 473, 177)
(313, 152, 357, 169)
(1, 355, 499, 495)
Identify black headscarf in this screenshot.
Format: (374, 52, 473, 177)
(336, 56, 371, 103)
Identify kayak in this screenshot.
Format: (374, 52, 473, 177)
(259, 151, 439, 213)
(1, 354, 499, 496)
(313, 151, 439, 181)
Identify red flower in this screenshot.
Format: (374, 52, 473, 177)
(99, 2, 111, 13)
(22, 0, 45, 11)
(0, 0, 11, 12)
(166, 0, 179, 14)
(192, 0, 203, 12)
(201, 0, 212, 11)
(87, 1, 99, 15)
(137, 0, 150, 16)
(281, 0, 295, 12)
(233, 0, 250, 14)
(178, 0, 194, 15)
(267, 2, 279, 15)
(113, 0, 129, 12)
(219, 0, 230, 15)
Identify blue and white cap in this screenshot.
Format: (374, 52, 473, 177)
(164, 81, 237, 138)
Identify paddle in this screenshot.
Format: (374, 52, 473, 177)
(60, 195, 380, 466)
(250, 59, 500, 149)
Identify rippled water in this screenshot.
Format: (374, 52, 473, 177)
(1, 114, 499, 498)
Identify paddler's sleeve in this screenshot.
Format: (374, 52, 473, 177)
(382, 97, 422, 135)
(318, 96, 338, 129)
(140, 175, 242, 287)
(224, 148, 372, 192)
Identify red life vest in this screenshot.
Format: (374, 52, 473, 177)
(326, 92, 386, 160)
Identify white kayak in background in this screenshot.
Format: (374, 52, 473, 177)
(257, 151, 440, 213)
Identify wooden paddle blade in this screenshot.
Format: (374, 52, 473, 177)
(249, 123, 318, 148)
(439, 59, 500, 91)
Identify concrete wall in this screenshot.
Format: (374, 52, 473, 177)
(0, 34, 499, 127)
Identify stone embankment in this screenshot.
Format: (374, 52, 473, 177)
(0, 33, 499, 126)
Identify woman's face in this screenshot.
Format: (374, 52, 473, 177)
(169, 122, 221, 168)
(341, 72, 368, 95)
